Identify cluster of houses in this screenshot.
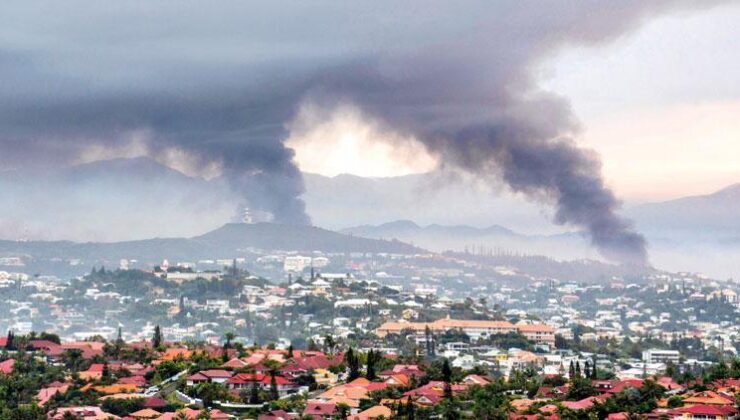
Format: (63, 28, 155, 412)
(3, 330, 740, 420)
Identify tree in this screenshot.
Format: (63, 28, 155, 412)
(62, 412, 79, 420)
(39, 332, 61, 344)
(345, 347, 360, 381)
(61, 349, 84, 372)
(192, 382, 229, 406)
(366, 349, 381, 381)
(591, 356, 598, 379)
(667, 396, 683, 408)
(424, 326, 434, 357)
(249, 381, 260, 404)
(270, 372, 279, 401)
(116, 327, 124, 347)
(467, 383, 511, 420)
(101, 397, 145, 416)
(5, 331, 14, 351)
(223, 332, 236, 362)
(566, 376, 597, 400)
(102, 362, 111, 380)
(286, 343, 294, 359)
(323, 334, 336, 354)
(307, 339, 319, 352)
(336, 402, 350, 419)
(442, 359, 453, 400)
(152, 325, 163, 349)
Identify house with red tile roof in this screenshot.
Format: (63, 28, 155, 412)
(258, 410, 298, 420)
(348, 405, 392, 420)
(378, 364, 423, 380)
(403, 381, 468, 406)
(669, 404, 738, 420)
(561, 395, 606, 410)
(155, 408, 202, 419)
(462, 374, 491, 386)
(130, 408, 161, 419)
(48, 406, 120, 419)
(0, 358, 15, 374)
(303, 401, 337, 419)
(62, 342, 104, 359)
(29, 340, 64, 359)
(221, 357, 249, 370)
(36, 382, 70, 406)
(225, 372, 297, 395)
(119, 375, 149, 387)
(682, 390, 735, 406)
(186, 369, 232, 386)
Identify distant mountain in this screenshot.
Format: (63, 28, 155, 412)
(302, 172, 558, 234)
(0, 157, 238, 242)
(622, 184, 740, 279)
(342, 220, 520, 239)
(628, 183, 740, 240)
(0, 222, 422, 270)
(341, 220, 596, 260)
(1, 156, 738, 278)
(195, 223, 420, 255)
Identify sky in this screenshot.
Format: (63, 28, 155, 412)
(289, 2, 740, 202)
(0, 1, 737, 264)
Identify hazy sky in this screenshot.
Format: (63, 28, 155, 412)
(1, 0, 737, 240)
(290, 2, 740, 201)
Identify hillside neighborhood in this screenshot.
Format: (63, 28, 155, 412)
(1, 251, 739, 418)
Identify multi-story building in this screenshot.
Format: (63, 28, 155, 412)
(375, 317, 554, 344)
(642, 349, 680, 365)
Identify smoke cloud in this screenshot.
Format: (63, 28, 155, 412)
(0, 1, 726, 262)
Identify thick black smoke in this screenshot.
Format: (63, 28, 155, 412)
(0, 1, 727, 260)
(0, 85, 311, 225)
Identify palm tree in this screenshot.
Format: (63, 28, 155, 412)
(323, 334, 336, 354)
(224, 332, 236, 348)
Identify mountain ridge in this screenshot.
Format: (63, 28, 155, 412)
(0, 222, 423, 268)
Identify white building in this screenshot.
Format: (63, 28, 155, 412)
(642, 349, 680, 365)
(283, 256, 312, 272)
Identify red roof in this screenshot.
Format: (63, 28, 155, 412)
(713, 378, 740, 388)
(561, 396, 600, 410)
(29, 340, 63, 357)
(188, 369, 232, 381)
(143, 396, 168, 408)
(261, 375, 293, 386)
(304, 402, 337, 416)
(671, 405, 738, 416)
(259, 410, 297, 420)
(0, 359, 15, 374)
(227, 373, 266, 384)
(87, 363, 105, 372)
(118, 376, 148, 386)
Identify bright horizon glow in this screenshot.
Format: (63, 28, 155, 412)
(289, 3, 740, 201)
(286, 103, 438, 178)
(542, 3, 740, 201)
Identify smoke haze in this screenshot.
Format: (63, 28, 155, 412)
(0, 1, 726, 263)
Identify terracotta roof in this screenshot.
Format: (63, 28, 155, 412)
(304, 401, 337, 416)
(671, 404, 738, 416)
(349, 405, 392, 420)
(258, 410, 297, 420)
(516, 324, 555, 333)
(0, 359, 15, 374)
(130, 408, 161, 419)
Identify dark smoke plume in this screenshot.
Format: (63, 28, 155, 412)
(0, 1, 727, 260)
